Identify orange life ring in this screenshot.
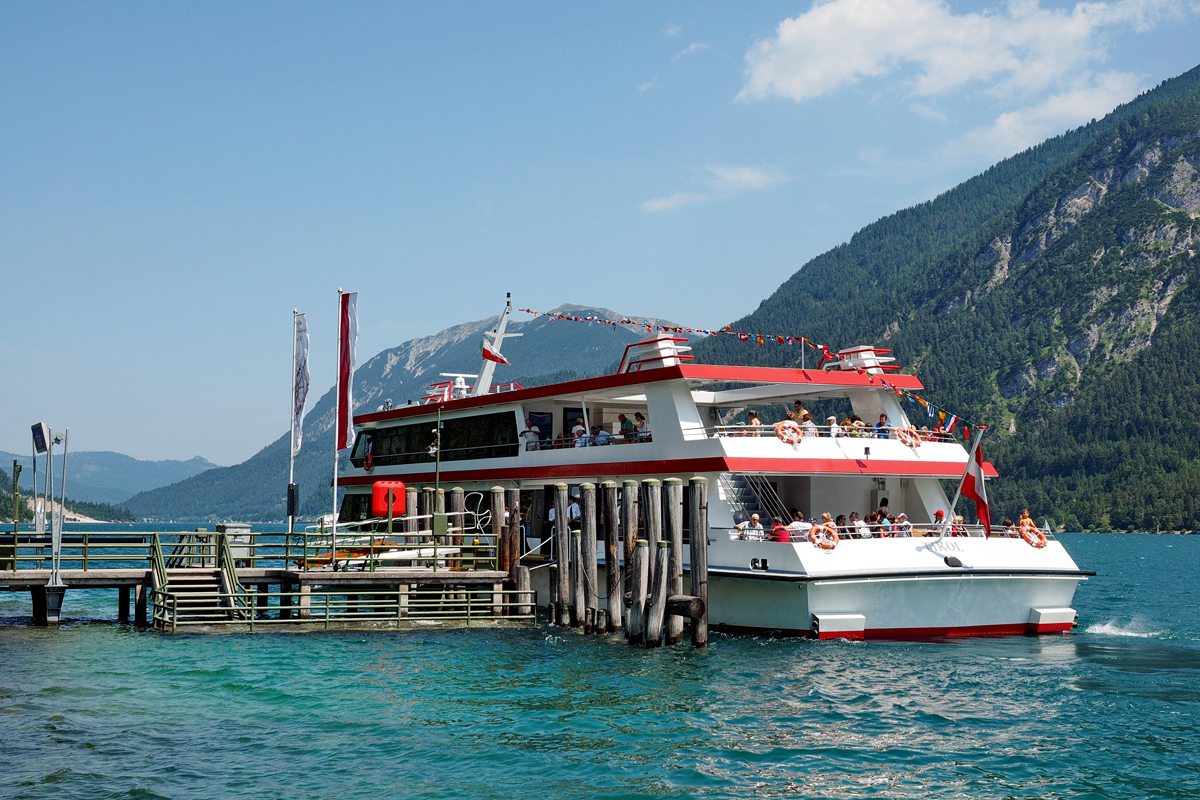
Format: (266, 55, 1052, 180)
(808, 523, 839, 550)
(363, 451, 374, 471)
(896, 427, 919, 447)
(775, 420, 803, 445)
(1020, 522, 1047, 548)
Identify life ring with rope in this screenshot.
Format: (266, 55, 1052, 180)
(776, 420, 804, 445)
(896, 427, 919, 447)
(363, 451, 374, 472)
(1019, 520, 1047, 548)
(808, 523, 839, 550)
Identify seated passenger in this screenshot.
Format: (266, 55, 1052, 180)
(853, 512, 871, 539)
(835, 514, 849, 536)
(747, 410, 763, 435)
(849, 415, 867, 437)
(894, 512, 913, 537)
(789, 509, 812, 539)
(770, 516, 791, 542)
(827, 415, 842, 437)
(874, 413, 892, 439)
(592, 426, 612, 446)
(1003, 517, 1018, 537)
(737, 513, 765, 541)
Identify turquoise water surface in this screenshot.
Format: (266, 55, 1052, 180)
(2, 533, 1198, 799)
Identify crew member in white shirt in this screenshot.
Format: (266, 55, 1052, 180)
(520, 418, 541, 450)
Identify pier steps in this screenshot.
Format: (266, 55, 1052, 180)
(164, 569, 232, 622)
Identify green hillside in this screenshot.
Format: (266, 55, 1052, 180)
(694, 65, 1200, 531)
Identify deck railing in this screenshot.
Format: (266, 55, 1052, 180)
(720, 523, 1056, 542)
(684, 424, 958, 442)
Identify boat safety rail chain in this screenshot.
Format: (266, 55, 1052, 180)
(149, 585, 538, 633)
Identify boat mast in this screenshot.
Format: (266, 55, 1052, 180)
(472, 293, 522, 397)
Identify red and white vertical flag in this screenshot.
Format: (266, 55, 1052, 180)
(336, 292, 358, 451)
(959, 434, 991, 537)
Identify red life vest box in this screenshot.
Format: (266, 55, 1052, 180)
(372, 481, 406, 518)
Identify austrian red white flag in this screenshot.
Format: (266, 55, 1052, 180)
(336, 291, 358, 451)
(959, 435, 992, 537)
(481, 338, 510, 365)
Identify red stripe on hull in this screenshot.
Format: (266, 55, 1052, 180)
(715, 623, 1074, 639)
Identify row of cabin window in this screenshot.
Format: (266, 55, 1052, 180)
(349, 411, 519, 468)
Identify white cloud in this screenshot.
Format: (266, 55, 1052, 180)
(665, 23, 682, 38)
(963, 70, 1142, 155)
(910, 102, 948, 123)
(638, 75, 661, 92)
(641, 164, 791, 212)
(737, 0, 1186, 103)
(672, 42, 711, 62)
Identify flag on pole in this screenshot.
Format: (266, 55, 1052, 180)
(959, 436, 991, 537)
(336, 292, 358, 451)
(291, 312, 310, 458)
(481, 338, 510, 365)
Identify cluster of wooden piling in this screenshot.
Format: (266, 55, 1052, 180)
(547, 476, 708, 648)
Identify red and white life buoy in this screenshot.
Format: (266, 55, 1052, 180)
(808, 523, 839, 550)
(776, 420, 804, 445)
(1020, 521, 1047, 548)
(896, 427, 919, 447)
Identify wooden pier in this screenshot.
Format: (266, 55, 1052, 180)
(2, 476, 710, 647)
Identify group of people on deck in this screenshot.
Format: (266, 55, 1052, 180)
(736, 506, 1043, 541)
(520, 413, 650, 450)
(740, 401, 950, 441)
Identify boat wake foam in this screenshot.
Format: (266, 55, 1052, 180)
(1085, 620, 1161, 638)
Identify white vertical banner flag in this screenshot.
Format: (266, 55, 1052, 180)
(291, 312, 310, 457)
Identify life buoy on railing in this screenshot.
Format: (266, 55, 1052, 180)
(1020, 521, 1047, 548)
(808, 523, 839, 550)
(363, 451, 374, 472)
(896, 427, 919, 447)
(776, 420, 804, 445)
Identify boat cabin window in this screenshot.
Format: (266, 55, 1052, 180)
(337, 492, 373, 523)
(351, 411, 519, 468)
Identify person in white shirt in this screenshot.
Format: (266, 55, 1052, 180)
(520, 418, 541, 450)
(826, 415, 841, 438)
(634, 412, 650, 441)
(894, 512, 913, 537)
(853, 512, 872, 539)
(737, 513, 765, 541)
(571, 418, 587, 439)
(788, 509, 812, 542)
(567, 496, 582, 530)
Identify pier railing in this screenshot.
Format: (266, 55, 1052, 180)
(2, 515, 506, 575)
(150, 585, 537, 633)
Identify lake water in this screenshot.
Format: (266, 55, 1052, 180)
(1, 533, 1197, 799)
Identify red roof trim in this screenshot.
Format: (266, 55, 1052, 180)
(338, 455, 997, 486)
(355, 363, 925, 425)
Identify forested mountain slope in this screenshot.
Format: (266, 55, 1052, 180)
(696, 65, 1200, 530)
(123, 305, 672, 521)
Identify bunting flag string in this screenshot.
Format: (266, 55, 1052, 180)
(517, 307, 987, 440)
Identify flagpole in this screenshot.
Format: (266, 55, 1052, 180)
(333, 289, 342, 536)
(941, 431, 984, 539)
(289, 309, 298, 538)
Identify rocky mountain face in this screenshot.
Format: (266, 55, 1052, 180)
(123, 305, 673, 521)
(695, 65, 1200, 531)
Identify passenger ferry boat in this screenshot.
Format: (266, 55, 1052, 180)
(338, 297, 1091, 639)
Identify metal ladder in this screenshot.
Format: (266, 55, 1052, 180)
(719, 473, 790, 524)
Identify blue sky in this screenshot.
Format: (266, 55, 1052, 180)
(3, 1, 1198, 465)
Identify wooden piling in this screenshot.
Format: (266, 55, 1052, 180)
(645, 541, 670, 648)
(450, 487, 465, 569)
(581, 484, 599, 633)
(689, 476, 709, 648)
(628, 539, 649, 644)
(421, 487, 435, 538)
(491, 487, 506, 574)
(134, 583, 147, 626)
(405, 486, 419, 535)
(642, 480, 662, 619)
(548, 563, 559, 619)
(118, 586, 130, 621)
(435, 487, 445, 514)
(554, 483, 570, 626)
(622, 480, 638, 631)
(506, 488, 521, 581)
(516, 565, 532, 617)
(602, 481, 622, 632)
(664, 478, 684, 645)
(570, 529, 584, 628)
